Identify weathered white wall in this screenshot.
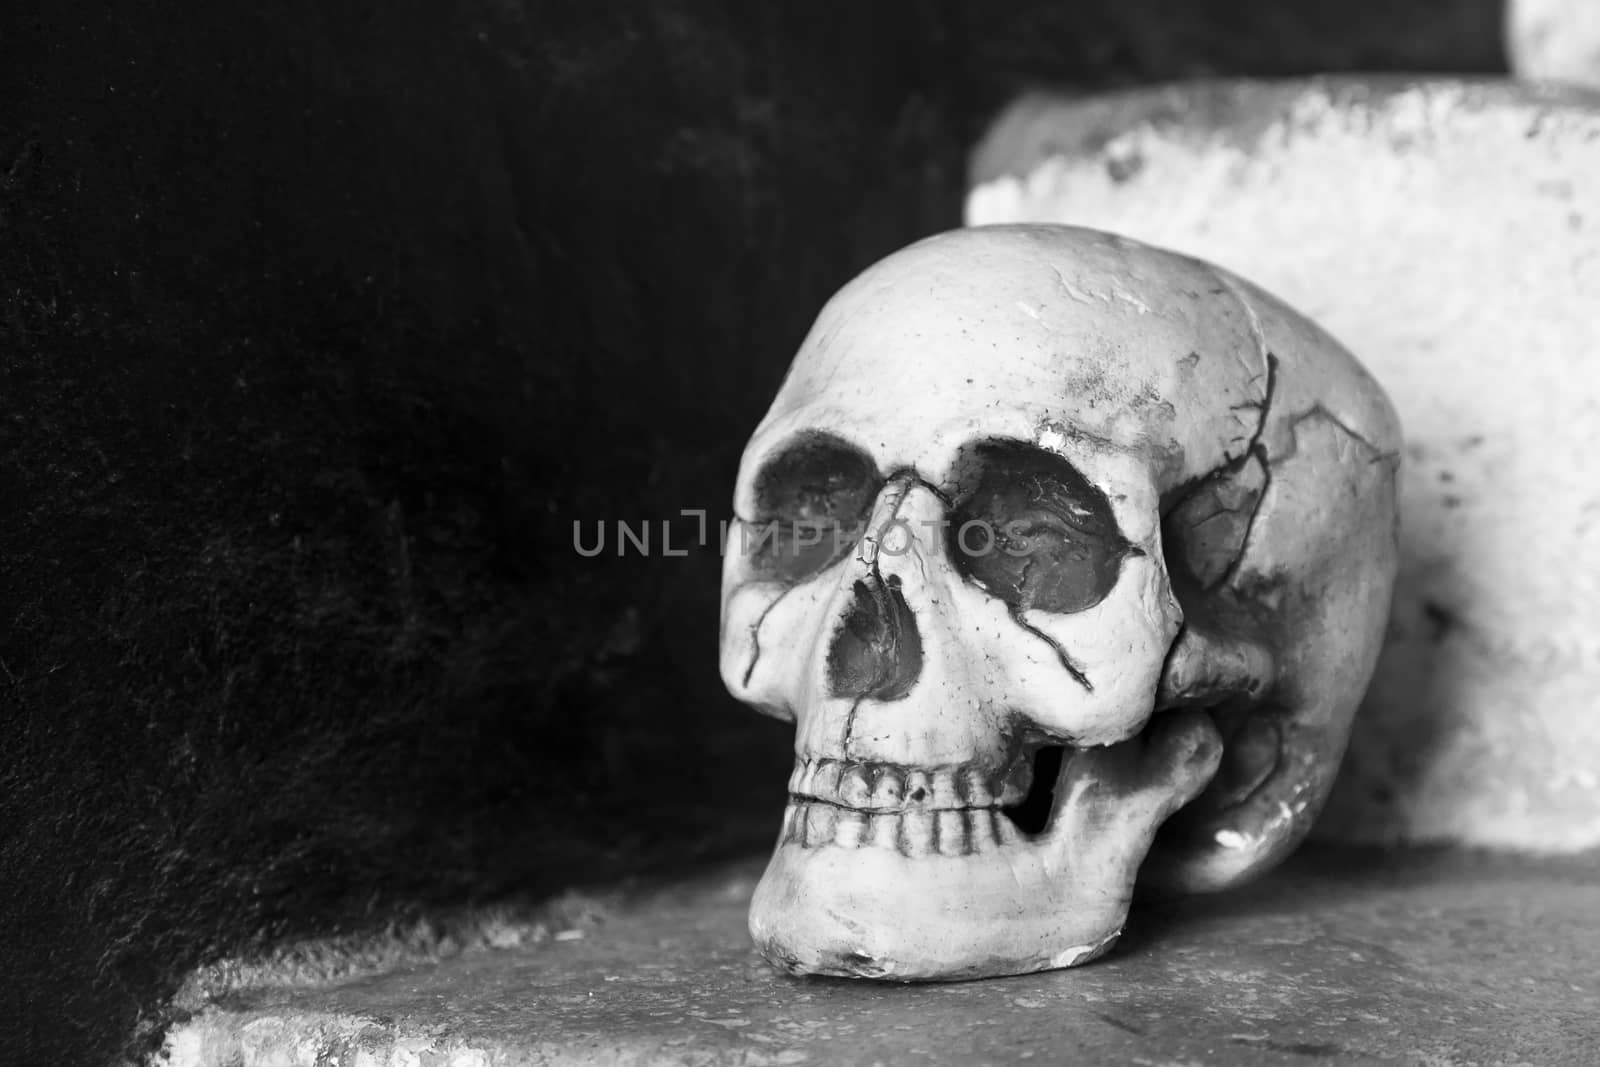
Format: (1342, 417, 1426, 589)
(966, 80, 1600, 850)
(1508, 0, 1600, 91)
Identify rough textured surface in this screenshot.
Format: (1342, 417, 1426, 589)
(966, 79, 1600, 853)
(159, 848, 1600, 1065)
(0, 5, 1511, 1064)
(1508, 0, 1600, 90)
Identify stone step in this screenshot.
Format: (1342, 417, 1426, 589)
(158, 847, 1600, 1065)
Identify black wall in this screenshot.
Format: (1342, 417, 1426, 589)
(0, 2, 1502, 1062)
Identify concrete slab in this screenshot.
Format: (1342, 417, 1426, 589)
(157, 848, 1600, 1065)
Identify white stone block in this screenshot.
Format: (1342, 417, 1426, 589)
(966, 80, 1600, 851)
(1509, 0, 1600, 92)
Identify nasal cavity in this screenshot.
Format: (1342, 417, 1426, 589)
(826, 575, 923, 701)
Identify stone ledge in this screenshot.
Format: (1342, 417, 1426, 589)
(157, 848, 1600, 1065)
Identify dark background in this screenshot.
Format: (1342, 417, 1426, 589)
(0, 2, 1503, 1062)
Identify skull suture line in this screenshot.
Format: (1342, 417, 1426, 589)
(720, 225, 1401, 980)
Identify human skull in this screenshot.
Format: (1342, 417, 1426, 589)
(720, 225, 1401, 980)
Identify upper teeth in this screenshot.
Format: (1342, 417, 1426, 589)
(787, 756, 1030, 811)
(780, 800, 1025, 854)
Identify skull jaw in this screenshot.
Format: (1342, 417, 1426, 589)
(749, 839, 1128, 980)
(748, 710, 1224, 981)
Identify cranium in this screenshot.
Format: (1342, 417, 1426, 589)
(719, 224, 1401, 979)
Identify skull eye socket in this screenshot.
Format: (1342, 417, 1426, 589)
(948, 440, 1132, 614)
(745, 433, 880, 581)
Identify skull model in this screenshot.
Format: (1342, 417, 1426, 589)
(720, 225, 1401, 980)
